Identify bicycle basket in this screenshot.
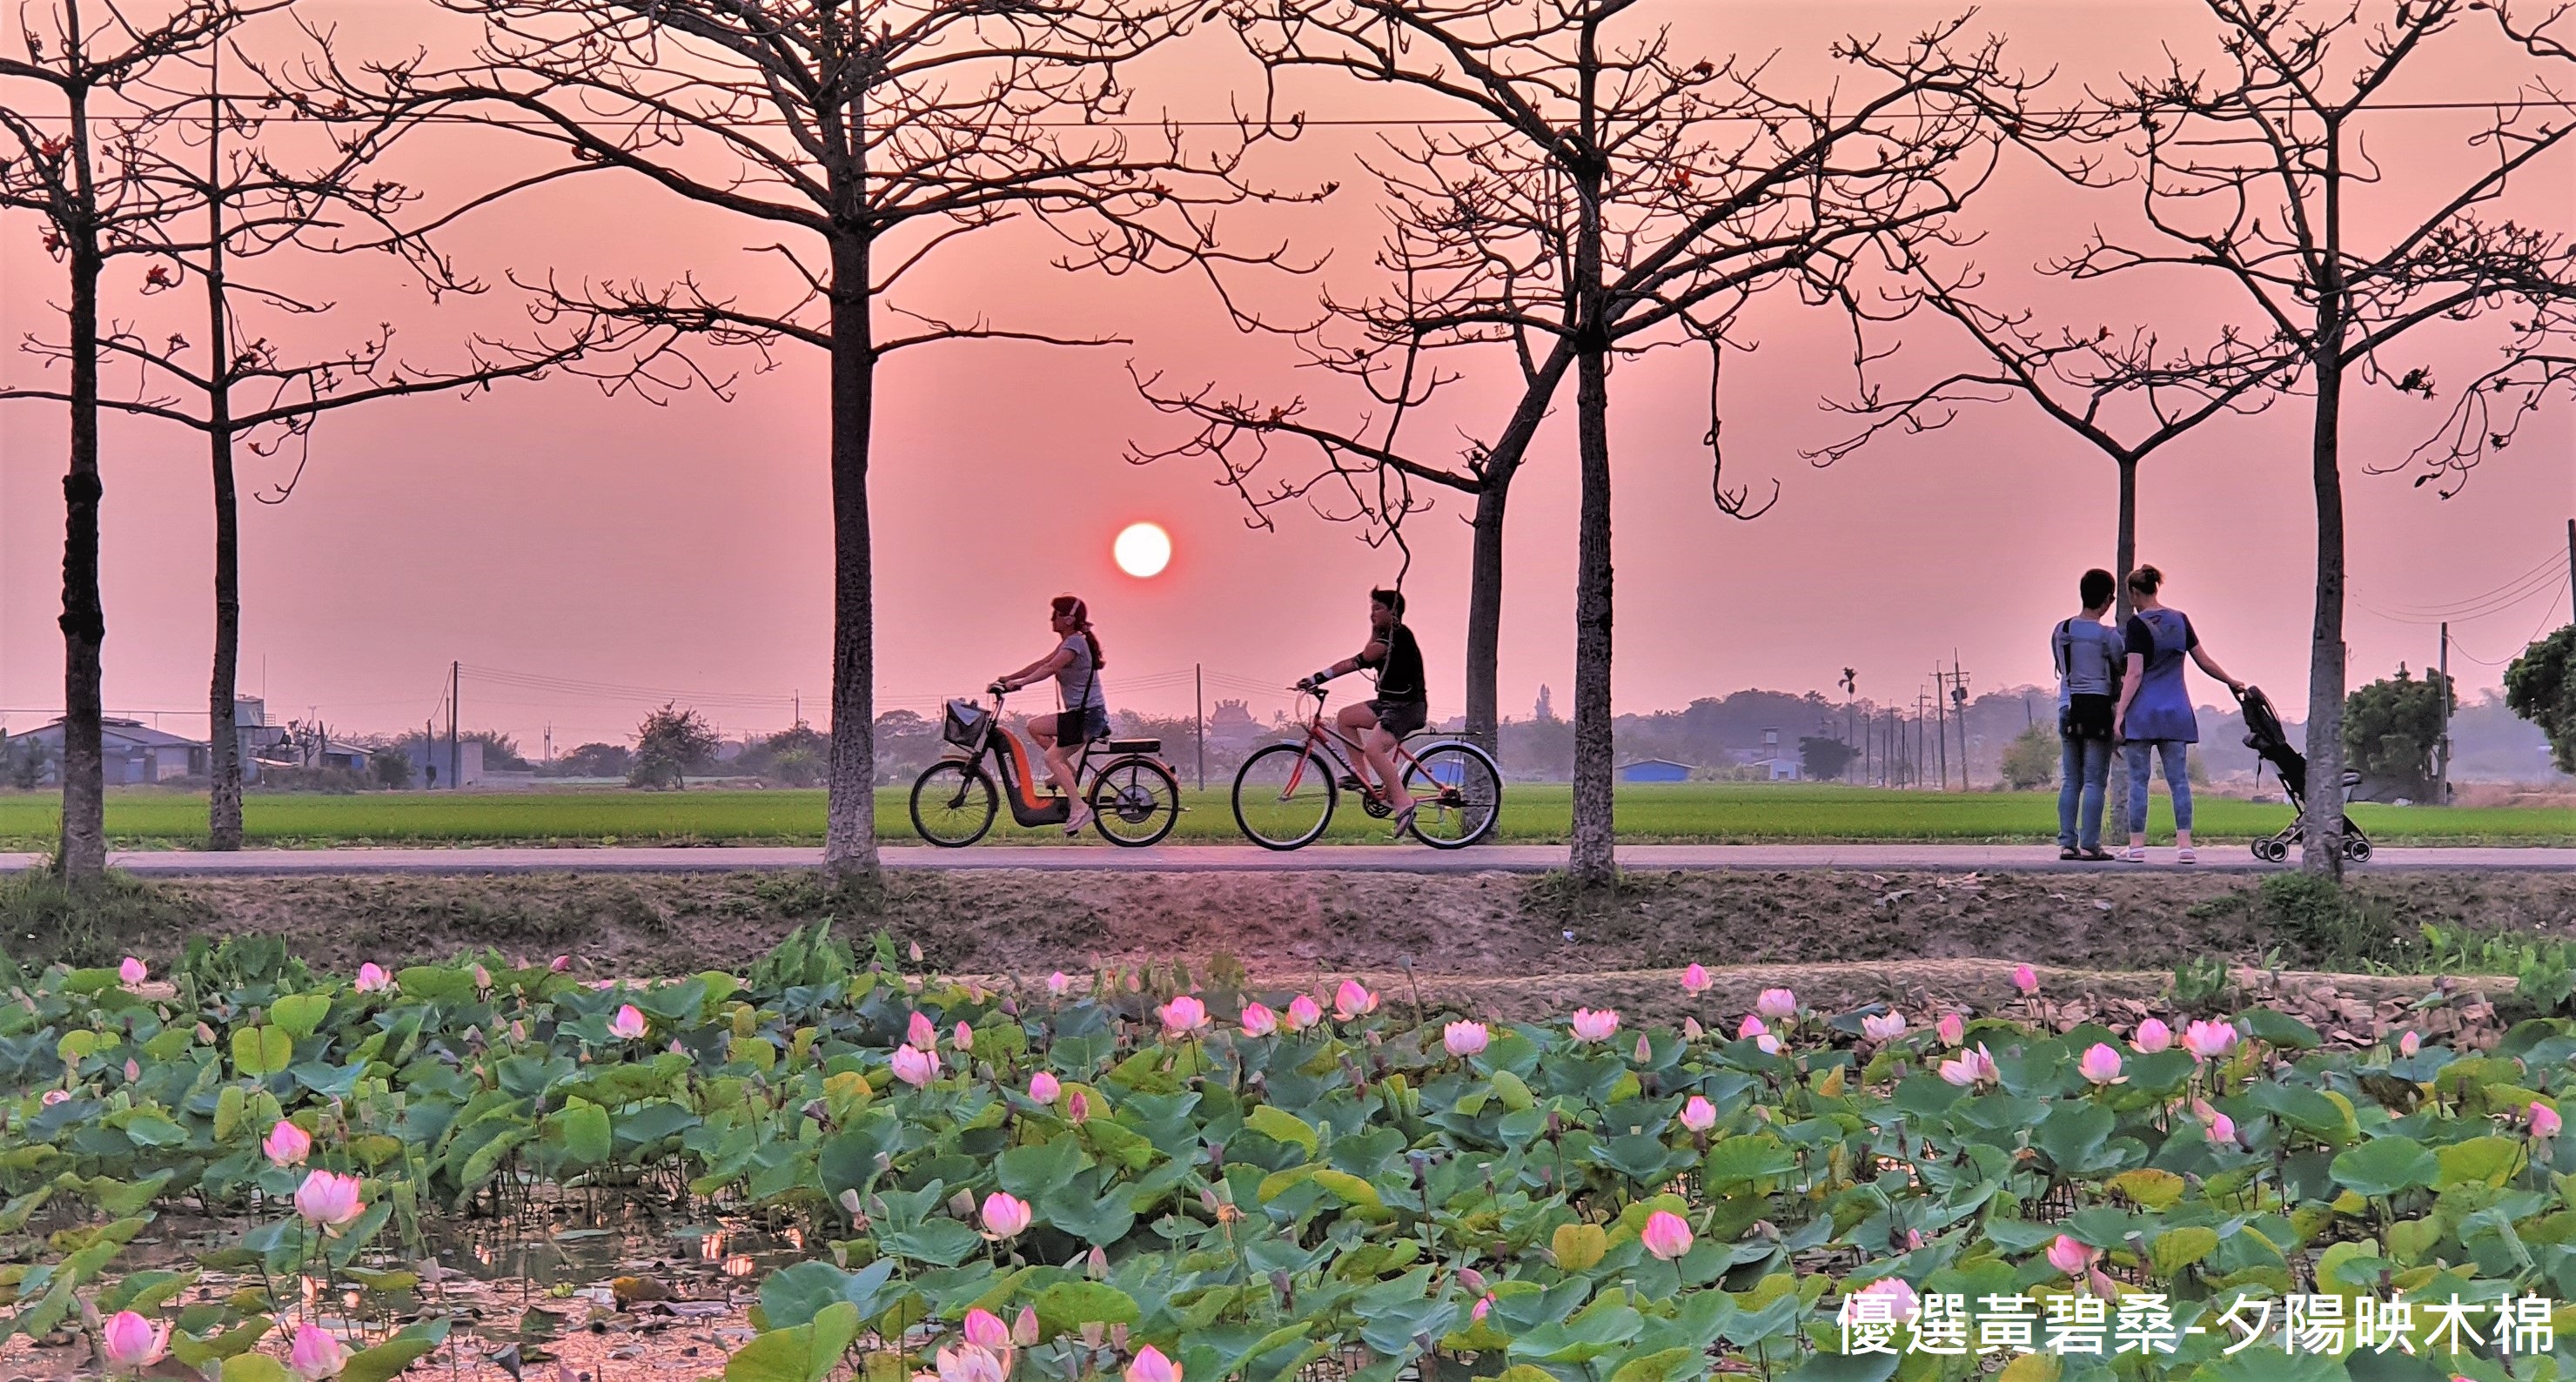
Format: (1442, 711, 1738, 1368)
(942, 698, 988, 747)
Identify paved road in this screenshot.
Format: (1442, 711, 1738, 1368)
(1, 844, 2567, 875)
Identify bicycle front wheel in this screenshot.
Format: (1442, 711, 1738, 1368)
(909, 761, 997, 847)
(1090, 758, 1179, 847)
(1401, 741, 1502, 849)
(1232, 743, 1337, 850)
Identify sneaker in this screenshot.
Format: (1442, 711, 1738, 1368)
(2119, 847, 2147, 862)
(2176, 848, 2197, 864)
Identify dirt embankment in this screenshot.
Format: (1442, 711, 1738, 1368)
(35, 866, 2573, 986)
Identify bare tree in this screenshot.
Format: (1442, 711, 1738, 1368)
(1, 0, 265, 880)
(3, 39, 595, 850)
(1136, 0, 2031, 882)
(2017, 0, 2576, 874)
(305, 0, 1299, 879)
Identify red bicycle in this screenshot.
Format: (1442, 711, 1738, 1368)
(1230, 686, 1502, 849)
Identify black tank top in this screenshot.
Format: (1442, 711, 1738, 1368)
(1363, 624, 1426, 703)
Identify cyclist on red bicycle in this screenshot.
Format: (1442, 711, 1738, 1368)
(1295, 587, 1426, 832)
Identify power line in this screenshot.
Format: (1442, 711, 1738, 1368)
(2358, 548, 2570, 624)
(2446, 575, 2572, 667)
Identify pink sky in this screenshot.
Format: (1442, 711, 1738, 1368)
(3, 0, 2568, 753)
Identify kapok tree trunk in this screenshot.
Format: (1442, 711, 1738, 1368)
(822, 225, 880, 882)
(1566, 334, 1615, 887)
(207, 112, 244, 851)
(2300, 349, 2349, 877)
(1462, 476, 1510, 756)
(2108, 456, 2137, 833)
(57, 88, 107, 883)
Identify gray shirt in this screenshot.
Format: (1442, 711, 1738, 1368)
(2053, 618, 2120, 704)
(1055, 634, 1106, 712)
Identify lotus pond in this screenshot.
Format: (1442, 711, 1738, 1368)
(4, 927, 2575, 1382)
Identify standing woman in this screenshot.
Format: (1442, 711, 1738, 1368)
(995, 595, 1110, 836)
(2110, 566, 2244, 863)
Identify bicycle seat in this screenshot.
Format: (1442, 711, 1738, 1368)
(1106, 737, 1161, 755)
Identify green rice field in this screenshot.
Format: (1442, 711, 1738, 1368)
(0, 782, 2563, 848)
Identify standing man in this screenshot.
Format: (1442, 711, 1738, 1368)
(2053, 568, 2122, 861)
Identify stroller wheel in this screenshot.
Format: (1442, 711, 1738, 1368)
(2344, 837, 2373, 864)
(2250, 839, 2279, 862)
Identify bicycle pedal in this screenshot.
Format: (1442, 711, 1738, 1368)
(1338, 775, 1365, 792)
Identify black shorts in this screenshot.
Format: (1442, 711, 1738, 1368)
(2060, 693, 2115, 741)
(1368, 699, 1427, 739)
(1057, 706, 1109, 745)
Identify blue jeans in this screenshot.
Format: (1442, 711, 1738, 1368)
(2057, 735, 2111, 850)
(2124, 740, 2192, 836)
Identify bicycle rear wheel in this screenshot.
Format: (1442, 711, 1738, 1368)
(1090, 758, 1179, 847)
(909, 761, 997, 847)
(1400, 741, 1501, 849)
(1232, 744, 1337, 850)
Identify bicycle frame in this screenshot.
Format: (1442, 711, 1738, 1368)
(943, 694, 1121, 829)
(1278, 694, 1434, 802)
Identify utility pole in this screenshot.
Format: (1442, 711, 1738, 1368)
(2566, 517, 2574, 622)
(448, 661, 460, 790)
(1194, 663, 1205, 792)
(1951, 658, 1973, 791)
(2436, 622, 2452, 806)
(1840, 668, 1858, 786)
(1929, 674, 1949, 791)
(1914, 693, 1929, 789)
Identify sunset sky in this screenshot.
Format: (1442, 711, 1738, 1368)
(2, 0, 2568, 754)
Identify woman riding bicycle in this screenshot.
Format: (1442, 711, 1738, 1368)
(1295, 587, 1425, 834)
(995, 594, 1109, 836)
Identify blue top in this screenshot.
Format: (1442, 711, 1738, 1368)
(2121, 608, 2200, 743)
(2052, 618, 2121, 705)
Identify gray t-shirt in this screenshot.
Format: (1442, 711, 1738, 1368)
(1056, 634, 1105, 712)
(2053, 618, 2120, 703)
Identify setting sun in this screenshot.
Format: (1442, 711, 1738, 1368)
(1113, 522, 1171, 579)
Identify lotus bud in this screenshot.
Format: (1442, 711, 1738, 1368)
(1013, 1305, 1039, 1346)
(2398, 1030, 2420, 1057)
(1679, 1095, 1717, 1132)
(264, 1119, 312, 1167)
(981, 1191, 1032, 1238)
(286, 1323, 349, 1379)
(550, 955, 572, 972)
(124, 1057, 140, 1083)
(353, 963, 391, 993)
(2132, 1018, 2172, 1053)
(953, 1022, 974, 1051)
(1086, 1245, 1110, 1279)
(2077, 1043, 2126, 1085)
(2046, 1234, 2094, 1277)
(1848, 1276, 1918, 1325)
(1333, 980, 1378, 1020)
(963, 1308, 1010, 1350)
(907, 1012, 938, 1050)
(1640, 1210, 1694, 1260)
(1457, 1266, 1487, 1295)
(1633, 1033, 1653, 1063)
(1472, 1293, 1493, 1321)
(1047, 971, 1072, 997)
(293, 1169, 365, 1231)
(2012, 964, 2038, 996)
(1284, 995, 1323, 1030)
(118, 956, 146, 985)
(2532, 1102, 2562, 1140)
(1029, 1071, 1061, 1104)
(949, 1188, 978, 1219)
(1680, 963, 1710, 996)
(1936, 1011, 1965, 1046)
(1157, 995, 1210, 1037)
(101, 1310, 168, 1372)
(607, 1005, 647, 1040)
(2180, 1020, 2237, 1061)
(1681, 1016, 1704, 1041)
(1238, 1003, 1278, 1037)
(473, 964, 491, 990)
(1755, 988, 1796, 1022)
(1067, 1090, 1091, 1124)
(890, 1045, 939, 1087)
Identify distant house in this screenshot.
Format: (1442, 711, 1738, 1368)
(406, 739, 486, 788)
(1618, 758, 1694, 783)
(16, 717, 207, 784)
(1751, 756, 1801, 782)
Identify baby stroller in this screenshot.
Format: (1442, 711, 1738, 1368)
(2233, 684, 2372, 864)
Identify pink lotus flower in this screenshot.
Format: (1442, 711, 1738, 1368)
(936, 1344, 1007, 1382)
(353, 963, 391, 993)
(293, 1169, 366, 1231)
(1755, 989, 1797, 1022)
(953, 1022, 975, 1051)
(2532, 1102, 2562, 1140)
(101, 1310, 168, 1372)
(1862, 1012, 1907, 1043)
(963, 1308, 1010, 1351)
(1936, 1011, 1965, 1046)
(124, 1057, 140, 1083)
(1047, 972, 1073, 998)
(2012, 964, 2038, 996)
(1333, 980, 1379, 1021)
(264, 1119, 312, 1167)
(1754, 1033, 1782, 1055)
(1013, 1306, 1039, 1346)
(1238, 1003, 1278, 1037)
(2398, 1030, 2420, 1057)
(908, 1011, 939, 1050)
(550, 954, 573, 972)
(607, 1005, 647, 1040)
(2192, 1099, 2238, 1147)
(1472, 1293, 1493, 1322)
(2180, 1020, 2238, 1061)
(2078, 1043, 2126, 1085)
(1936, 1045, 1997, 1088)
(1678, 1095, 1717, 1132)
(2046, 1234, 2095, 1277)
(1681, 1017, 1704, 1041)
(1283, 995, 1323, 1031)
(2127, 1018, 2170, 1053)
(1443, 1021, 1489, 1057)
(287, 1323, 349, 1379)
(1736, 1014, 1768, 1040)
(41, 1089, 69, 1106)
(1066, 1090, 1092, 1124)
(890, 1045, 940, 1088)
(1029, 1071, 1061, 1104)
(1568, 1009, 1620, 1043)
(981, 1191, 1032, 1238)
(118, 956, 147, 985)
(1158, 995, 1211, 1037)
(1848, 1276, 1919, 1325)
(1680, 963, 1710, 996)
(1127, 1344, 1182, 1382)
(1640, 1210, 1694, 1260)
